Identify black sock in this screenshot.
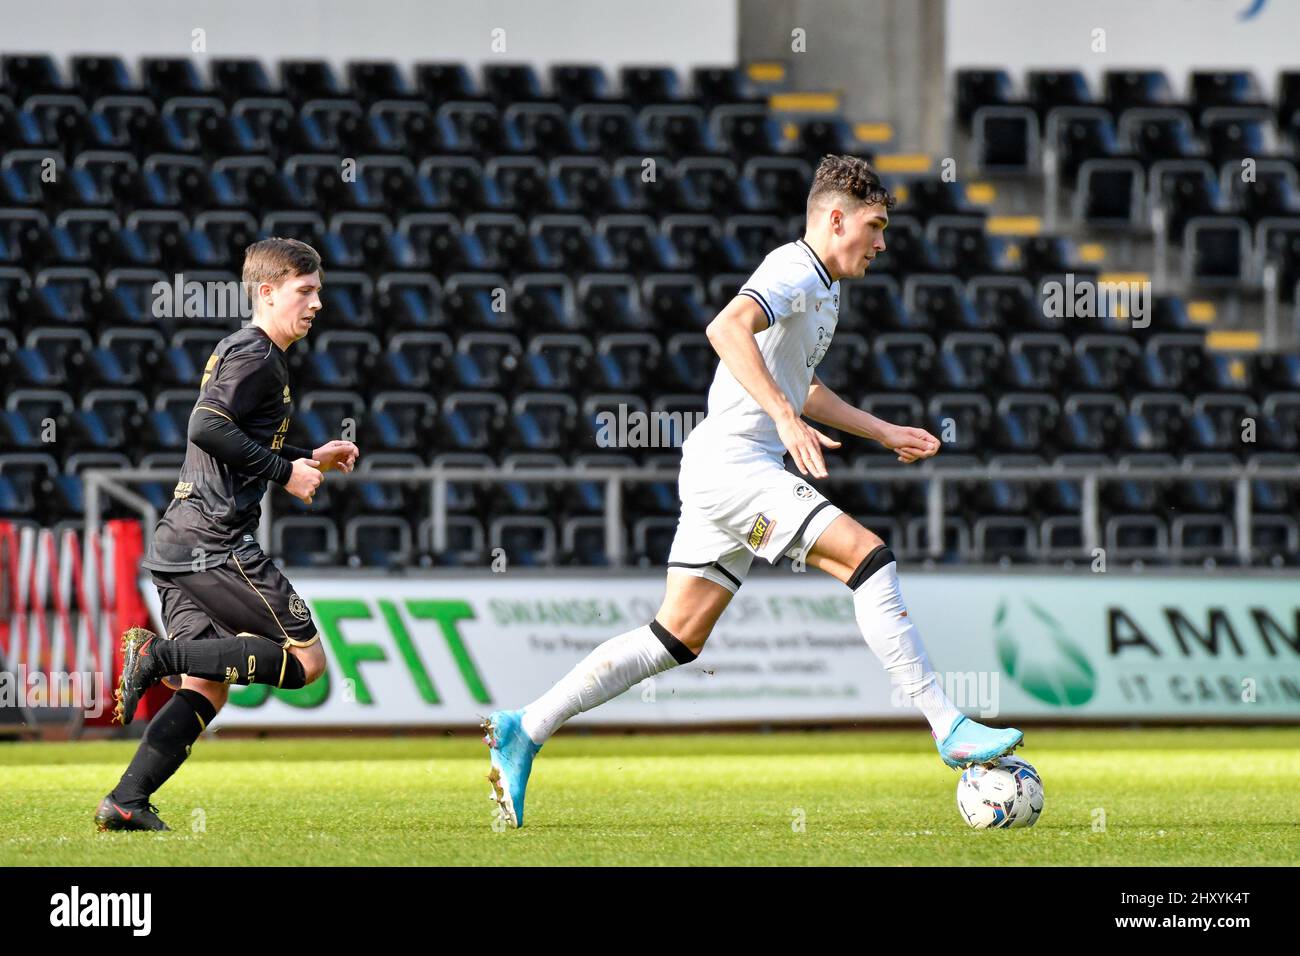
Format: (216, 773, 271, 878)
(110, 689, 217, 805)
(154, 636, 306, 688)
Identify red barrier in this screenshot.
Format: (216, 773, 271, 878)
(0, 519, 169, 730)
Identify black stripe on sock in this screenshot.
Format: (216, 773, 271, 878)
(177, 688, 217, 729)
(847, 545, 896, 590)
(648, 619, 697, 664)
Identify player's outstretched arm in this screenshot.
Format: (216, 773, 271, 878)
(705, 296, 839, 478)
(188, 408, 322, 502)
(802, 376, 940, 464)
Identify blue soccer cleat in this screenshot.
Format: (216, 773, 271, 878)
(481, 709, 541, 828)
(936, 714, 1024, 770)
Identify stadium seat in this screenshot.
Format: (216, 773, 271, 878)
(1075, 159, 1144, 228)
(1106, 513, 1169, 563)
(345, 515, 413, 568)
(971, 106, 1038, 172)
(955, 69, 1015, 131)
(274, 516, 341, 567)
(490, 515, 557, 566)
(1172, 513, 1234, 563)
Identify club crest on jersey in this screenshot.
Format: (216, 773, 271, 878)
(747, 513, 775, 550)
(806, 326, 831, 368)
(793, 483, 815, 500)
(289, 593, 310, 621)
(283, 385, 291, 404)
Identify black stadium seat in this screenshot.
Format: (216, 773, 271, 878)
(0, 52, 1283, 566)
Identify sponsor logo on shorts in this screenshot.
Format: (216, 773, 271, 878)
(288, 593, 310, 621)
(747, 513, 775, 551)
(793, 482, 815, 500)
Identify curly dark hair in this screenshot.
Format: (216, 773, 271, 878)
(806, 154, 895, 214)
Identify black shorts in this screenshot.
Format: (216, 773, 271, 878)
(151, 546, 318, 648)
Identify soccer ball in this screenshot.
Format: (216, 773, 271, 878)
(1000, 755, 1044, 828)
(956, 756, 1044, 830)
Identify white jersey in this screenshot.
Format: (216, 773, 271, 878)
(682, 238, 841, 465)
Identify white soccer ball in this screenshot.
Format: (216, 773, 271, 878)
(999, 755, 1044, 828)
(956, 756, 1044, 830)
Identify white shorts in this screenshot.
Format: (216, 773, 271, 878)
(665, 449, 844, 593)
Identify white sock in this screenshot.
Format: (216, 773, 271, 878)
(520, 622, 689, 745)
(852, 554, 963, 739)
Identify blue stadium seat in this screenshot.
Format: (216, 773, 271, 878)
(490, 515, 557, 566)
(509, 390, 577, 450)
(440, 392, 507, 450)
(869, 332, 934, 390)
(1060, 394, 1124, 451)
(500, 452, 565, 512)
(1124, 392, 1190, 452)
(526, 333, 593, 390)
(72, 56, 134, 99)
(369, 391, 436, 451)
(549, 64, 609, 108)
(596, 333, 661, 390)
(504, 103, 575, 156)
(414, 63, 476, 106)
(274, 516, 341, 567)
(955, 68, 1015, 131)
(994, 393, 1058, 452)
(345, 515, 413, 568)
(483, 64, 544, 106)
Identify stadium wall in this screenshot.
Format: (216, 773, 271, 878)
(2, 0, 739, 79)
(136, 569, 1300, 729)
(946, 0, 1295, 93)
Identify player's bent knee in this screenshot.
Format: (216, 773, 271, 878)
(290, 639, 327, 684)
(180, 676, 230, 712)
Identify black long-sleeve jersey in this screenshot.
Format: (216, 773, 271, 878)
(141, 325, 311, 573)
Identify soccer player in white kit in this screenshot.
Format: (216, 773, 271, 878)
(483, 155, 1023, 828)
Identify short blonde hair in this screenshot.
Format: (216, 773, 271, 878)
(242, 237, 322, 305)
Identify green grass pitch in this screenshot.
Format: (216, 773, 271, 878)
(2, 728, 1297, 866)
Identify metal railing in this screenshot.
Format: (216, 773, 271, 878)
(82, 462, 1299, 567)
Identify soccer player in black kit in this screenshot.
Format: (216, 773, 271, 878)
(94, 238, 359, 831)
